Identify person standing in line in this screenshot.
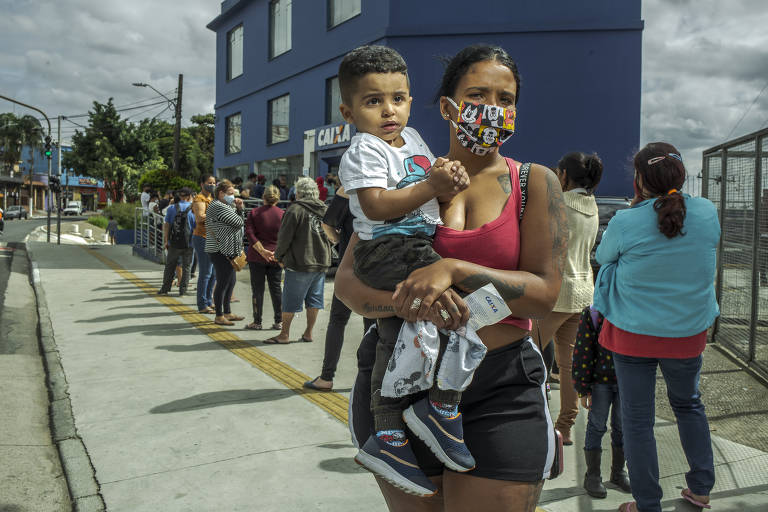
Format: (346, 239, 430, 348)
(140, 185, 151, 215)
(158, 187, 195, 297)
(594, 142, 720, 512)
(264, 177, 333, 344)
(315, 176, 328, 201)
(304, 187, 376, 391)
(106, 215, 118, 245)
(252, 174, 267, 199)
(192, 174, 217, 314)
(532, 152, 602, 446)
(244, 185, 284, 331)
(205, 180, 246, 326)
(571, 306, 631, 499)
(277, 174, 290, 201)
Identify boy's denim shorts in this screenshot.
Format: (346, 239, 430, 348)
(282, 269, 325, 313)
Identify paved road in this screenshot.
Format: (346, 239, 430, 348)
(0, 218, 71, 511)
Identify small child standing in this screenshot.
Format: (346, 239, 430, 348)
(106, 215, 118, 245)
(337, 45, 472, 496)
(572, 305, 632, 498)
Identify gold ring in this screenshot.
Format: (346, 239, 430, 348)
(410, 298, 423, 310)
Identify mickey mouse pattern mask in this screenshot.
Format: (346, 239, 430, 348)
(446, 97, 516, 156)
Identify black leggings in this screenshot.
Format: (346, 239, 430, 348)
(210, 252, 237, 316)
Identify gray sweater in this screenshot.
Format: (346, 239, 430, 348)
(275, 199, 332, 272)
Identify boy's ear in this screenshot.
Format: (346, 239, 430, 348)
(339, 103, 354, 124)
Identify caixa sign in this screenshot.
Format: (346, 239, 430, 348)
(315, 123, 355, 150)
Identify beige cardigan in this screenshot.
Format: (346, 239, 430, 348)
(553, 191, 599, 313)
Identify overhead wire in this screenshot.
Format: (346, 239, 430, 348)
(725, 79, 768, 140)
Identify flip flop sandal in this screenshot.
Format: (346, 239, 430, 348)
(245, 323, 262, 330)
(618, 503, 638, 512)
(214, 318, 234, 326)
(270, 323, 282, 330)
(198, 308, 215, 314)
(682, 489, 712, 509)
(303, 378, 333, 392)
(263, 337, 291, 344)
(297, 336, 313, 343)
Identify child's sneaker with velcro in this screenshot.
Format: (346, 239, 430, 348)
(354, 433, 438, 497)
(403, 396, 476, 472)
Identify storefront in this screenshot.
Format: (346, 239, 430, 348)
(62, 174, 104, 211)
(303, 121, 356, 179)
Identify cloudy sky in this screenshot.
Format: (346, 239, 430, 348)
(2, 0, 767, 184)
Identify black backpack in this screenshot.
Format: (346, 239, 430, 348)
(169, 205, 192, 249)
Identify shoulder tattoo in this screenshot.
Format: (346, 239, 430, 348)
(544, 168, 568, 274)
(497, 174, 512, 195)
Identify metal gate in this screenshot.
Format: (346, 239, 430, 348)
(703, 127, 768, 379)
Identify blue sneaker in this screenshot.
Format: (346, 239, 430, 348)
(354, 433, 438, 497)
(403, 397, 476, 472)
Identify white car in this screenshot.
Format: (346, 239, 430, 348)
(63, 201, 83, 216)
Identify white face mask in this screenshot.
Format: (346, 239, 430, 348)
(223, 195, 235, 205)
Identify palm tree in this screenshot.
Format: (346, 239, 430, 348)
(0, 113, 22, 175)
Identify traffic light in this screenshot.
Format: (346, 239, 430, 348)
(44, 135, 52, 159)
(49, 176, 61, 192)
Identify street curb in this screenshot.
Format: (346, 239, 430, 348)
(25, 242, 106, 512)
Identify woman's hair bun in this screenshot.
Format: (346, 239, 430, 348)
(584, 154, 603, 179)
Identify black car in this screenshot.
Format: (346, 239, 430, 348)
(4, 205, 28, 220)
(591, 196, 632, 275)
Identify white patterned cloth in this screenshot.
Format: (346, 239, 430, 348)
(381, 321, 487, 398)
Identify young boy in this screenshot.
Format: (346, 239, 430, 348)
(106, 215, 118, 245)
(337, 45, 472, 496)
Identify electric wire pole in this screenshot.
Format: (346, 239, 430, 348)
(173, 74, 183, 174)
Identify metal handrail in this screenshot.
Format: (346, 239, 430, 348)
(134, 207, 167, 263)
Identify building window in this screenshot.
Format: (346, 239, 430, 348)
(270, 0, 292, 58)
(326, 76, 344, 124)
(268, 94, 290, 144)
(255, 155, 303, 188)
(227, 24, 243, 80)
(225, 113, 242, 154)
(328, 0, 361, 28)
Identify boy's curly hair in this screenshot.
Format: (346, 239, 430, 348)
(338, 45, 409, 104)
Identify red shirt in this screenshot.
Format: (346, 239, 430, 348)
(245, 205, 284, 264)
(433, 158, 531, 331)
(599, 319, 707, 359)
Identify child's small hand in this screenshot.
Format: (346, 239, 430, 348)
(431, 157, 469, 200)
(580, 395, 592, 410)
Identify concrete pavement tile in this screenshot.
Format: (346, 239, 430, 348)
(100, 442, 385, 512)
(0, 359, 54, 443)
(0, 445, 70, 511)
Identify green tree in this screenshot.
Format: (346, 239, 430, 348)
(63, 99, 140, 202)
(188, 113, 214, 175)
(0, 112, 23, 172)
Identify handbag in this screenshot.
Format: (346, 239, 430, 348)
(230, 250, 247, 271)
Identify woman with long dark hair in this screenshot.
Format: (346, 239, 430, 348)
(594, 142, 720, 512)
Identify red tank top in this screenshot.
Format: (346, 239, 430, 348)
(433, 158, 531, 331)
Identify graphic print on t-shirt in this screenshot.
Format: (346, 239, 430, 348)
(396, 155, 432, 189)
(371, 154, 438, 239)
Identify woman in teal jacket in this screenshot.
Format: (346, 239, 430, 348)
(593, 142, 720, 512)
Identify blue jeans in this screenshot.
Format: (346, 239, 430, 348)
(191, 235, 215, 311)
(613, 353, 715, 512)
(281, 270, 325, 313)
(584, 383, 623, 451)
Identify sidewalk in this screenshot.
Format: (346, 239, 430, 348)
(23, 241, 768, 511)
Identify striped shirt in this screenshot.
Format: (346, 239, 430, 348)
(205, 200, 244, 256)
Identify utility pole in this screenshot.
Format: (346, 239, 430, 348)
(45, 134, 52, 242)
(57, 115, 62, 245)
(173, 73, 183, 175)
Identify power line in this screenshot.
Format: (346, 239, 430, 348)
(726, 79, 768, 140)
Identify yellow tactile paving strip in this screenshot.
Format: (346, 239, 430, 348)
(84, 247, 349, 424)
(83, 248, 548, 511)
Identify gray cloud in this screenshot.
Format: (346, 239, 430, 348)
(1, 0, 765, 181)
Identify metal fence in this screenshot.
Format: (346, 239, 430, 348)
(702, 127, 768, 380)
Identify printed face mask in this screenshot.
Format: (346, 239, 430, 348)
(446, 97, 516, 156)
(204, 184, 215, 193)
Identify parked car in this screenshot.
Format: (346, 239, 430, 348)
(591, 196, 632, 276)
(4, 205, 28, 220)
(63, 201, 83, 216)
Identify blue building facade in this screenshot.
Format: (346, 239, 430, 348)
(207, 0, 642, 196)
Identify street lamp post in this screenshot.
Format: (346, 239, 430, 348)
(132, 74, 183, 174)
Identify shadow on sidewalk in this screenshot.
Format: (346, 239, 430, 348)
(156, 341, 225, 352)
(87, 323, 200, 337)
(150, 388, 295, 413)
(76, 312, 174, 323)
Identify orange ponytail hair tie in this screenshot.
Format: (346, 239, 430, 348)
(667, 188, 678, 195)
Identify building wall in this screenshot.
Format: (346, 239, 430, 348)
(208, 0, 642, 196)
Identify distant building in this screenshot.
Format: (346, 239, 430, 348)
(207, 0, 642, 196)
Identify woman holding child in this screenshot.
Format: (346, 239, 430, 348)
(336, 44, 566, 511)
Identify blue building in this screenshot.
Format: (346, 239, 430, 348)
(207, 0, 642, 196)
